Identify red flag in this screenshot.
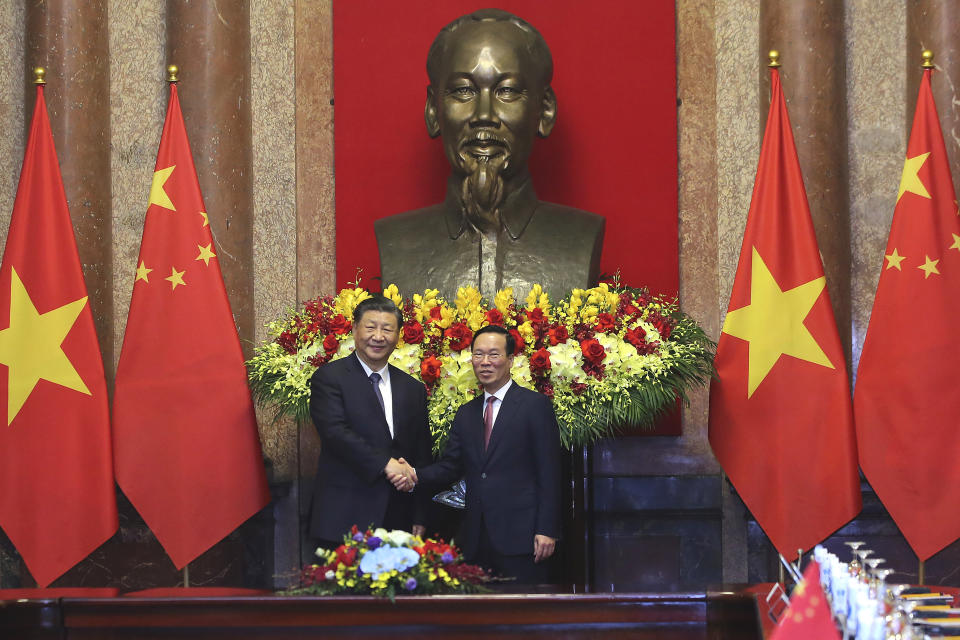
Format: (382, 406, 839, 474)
(113, 83, 269, 568)
(709, 67, 861, 559)
(770, 561, 839, 640)
(0, 85, 117, 586)
(854, 69, 960, 561)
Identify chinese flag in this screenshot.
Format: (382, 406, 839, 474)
(0, 84, 117, 586)
(709, 67, 860, 560)
(113, 83, 269, 568)
(854, 69, 960, 561)
(770, 561, 839, 640)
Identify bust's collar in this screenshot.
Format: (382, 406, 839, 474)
(444, 175, 539, 240)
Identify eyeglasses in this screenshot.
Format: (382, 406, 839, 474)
(471, 352, 504, 363)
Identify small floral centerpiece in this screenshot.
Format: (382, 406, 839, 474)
(287, 525, 489, 599)
(247, 280, 714, 453)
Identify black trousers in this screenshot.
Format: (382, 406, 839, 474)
(472, 517, 554, 585)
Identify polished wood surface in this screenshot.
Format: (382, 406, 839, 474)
(0, 589, 762, 639)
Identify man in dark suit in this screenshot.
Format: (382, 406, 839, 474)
(308, 295, 431, 549)
(393, 325, 562, 584)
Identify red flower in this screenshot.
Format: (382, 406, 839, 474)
(444, 322, 473, 351)
(595, 312, 616, 332)
(547, 325, 569, 346)
(322, 334, 339, 356)
(420, 355, 442, 384)
(529, 348, 551, 373)
(509, 329, 525, 355)
(580, 338, 606, 365)
(485, 309, 505, 326)
(428, 305, 443, 324)
(624, 326, 647, 349)
(570, 381, 588, 395)
(277, 330, 298, 354)
(335, 544, 358, 567)
(402, 321, 425, 344)
(653, 316, 673, 340)
(527, 307, 546, 324)
(329, 314, 351, 335)
(623, 303, 640, 317)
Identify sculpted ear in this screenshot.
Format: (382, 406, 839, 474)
(537, 86, 557, 137)
(424, 86, 441, 138)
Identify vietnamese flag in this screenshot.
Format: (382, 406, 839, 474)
(113, 81, 269, 568)
(709, 65, 860, 559)
(854, 67, 960, 561)
(0, 82, 117, 586)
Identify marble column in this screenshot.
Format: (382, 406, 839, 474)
(166, 0, 254, 352)
(760, 0, 852, 359)
(25, 0, 114, 377)
(907, 1, 960, 198)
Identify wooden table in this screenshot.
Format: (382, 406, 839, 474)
(0, 588, 764, 639)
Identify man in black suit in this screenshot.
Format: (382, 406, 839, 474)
(308, 295, 431, 549)
(393, 325, 562, 584)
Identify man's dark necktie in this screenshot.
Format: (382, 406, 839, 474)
(369, 372, 385, 415)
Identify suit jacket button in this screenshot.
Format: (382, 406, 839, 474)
(481, 472, 487, 479)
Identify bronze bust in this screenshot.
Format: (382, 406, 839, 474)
(375, 9, 604, 301)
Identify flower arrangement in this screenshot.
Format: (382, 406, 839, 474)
(287, 525, 489, 598)
(247, 280, 714, 453)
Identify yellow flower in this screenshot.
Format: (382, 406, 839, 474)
(524, 284, 550, 314)
(334, 287, 372, 319)
(517, 320, 535, 343)
(568, 290, 583, 315)
(413, 289, 440, 323)
(382, 283, 403, 307)
(494, 287, 515, 313)
(455, 286, 483, 313)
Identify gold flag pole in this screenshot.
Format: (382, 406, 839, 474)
(167, 60, 188, 590)
(34, 67, 46, 85)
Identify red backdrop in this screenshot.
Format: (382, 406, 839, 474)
(333, 1, 678, 298)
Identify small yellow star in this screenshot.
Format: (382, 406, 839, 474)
(793, 581, 807, 597)
(149, 165, 176, 211)
(135, 261, 153, 282)
(897, 152, 931, 203)
(0, 268, 91, 425)
(164, 266, 186, 290)
(950, 234, 960, 253)
(918, 255, 940, 279)
(195, 243, 216, 266)
(199, 211, 209, 227)
(885, 248, 906, 270)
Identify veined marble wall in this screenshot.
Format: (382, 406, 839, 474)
(0, 0, 958, 589)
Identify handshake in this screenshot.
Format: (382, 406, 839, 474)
(385, 457, 418, 492)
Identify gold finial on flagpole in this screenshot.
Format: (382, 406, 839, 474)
(33, 67, 46, 85)
(768, 50, 780, 68)
(921, 50, 934, 69)
(167, 64, 179, 83)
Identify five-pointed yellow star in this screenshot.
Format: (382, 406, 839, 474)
(722, 248, 834, 398)
(885, 248, 906, 270)
(195, 243, 216, 266)
(199, 211, 209, 227)
(951, 234, 960, 253)
(0, 268, 91, 425)
(918, 255, 940, 278)
(897, 152, 931, 203)
(135, 260, 153, 282)
(149, 165, 176, 211)
(165, 266, 186, 290)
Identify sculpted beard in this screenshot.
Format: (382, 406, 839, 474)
(458, 132, 511, 231)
